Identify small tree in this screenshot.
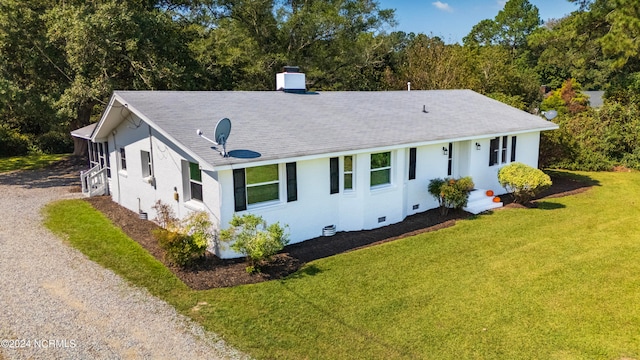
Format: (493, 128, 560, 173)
(428, 176, 475, 215)
(219, 214, 289, 274)
(498, 162, 552, 203)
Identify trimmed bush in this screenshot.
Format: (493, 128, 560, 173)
(498, 162, 552, 203)
(219, 214, 289, 273)
(428, 176, 474, 215)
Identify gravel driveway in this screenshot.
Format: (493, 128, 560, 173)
(0, 163, 247, 359)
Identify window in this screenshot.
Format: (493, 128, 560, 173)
(489, 137, 500, 166)
(141, 151, 152, 178)
(501, 136, 508, 164)
(408, 148, 416, 180)
(370, 152, 391, 187)
(344, 155, 354, 189)
(286, 162, 297, 202)
(104, 142, 111, 177)
(189, 162, 203, 202)
(119, 148, 127, 171)
(246, 164, 279, 205)
(330, 157, 339, 194)
(489, 136, 517, 166)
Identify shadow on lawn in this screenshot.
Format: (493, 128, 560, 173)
(0, 156, 83, 190)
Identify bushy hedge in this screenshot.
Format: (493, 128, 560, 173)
(498, 162, 551, 203)
(539, 79, 640, 171)
(0, 125, 31, 157)
(37, 131, 74, 154)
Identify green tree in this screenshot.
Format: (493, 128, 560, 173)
(0, 0, 67, 154)
(385, 34, 476, 90)
(43, 0, 198, 155)
(464, 0, 541, 53)
(193, 0, 396, 91)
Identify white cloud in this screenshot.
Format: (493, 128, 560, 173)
(432, 1, 453, 12)
(496, 0, 507, 7)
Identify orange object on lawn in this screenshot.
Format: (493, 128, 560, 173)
(493, 196, 501, 203)
(486, 190, 494, 196)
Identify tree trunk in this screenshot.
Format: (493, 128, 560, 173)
(70, 102, 96, 157)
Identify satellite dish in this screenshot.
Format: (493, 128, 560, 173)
(214, 118, 231, 146)
(196, 118, 232, 157)
(542, 110, 558, 120)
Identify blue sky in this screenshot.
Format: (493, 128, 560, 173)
(376, 0, 580, 44)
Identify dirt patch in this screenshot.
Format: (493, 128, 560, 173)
(85, 171, 593, 290)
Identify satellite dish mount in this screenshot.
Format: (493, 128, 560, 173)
(196, 117, 232, 157)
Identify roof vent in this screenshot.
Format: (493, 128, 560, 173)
(276, 66, 306, 93)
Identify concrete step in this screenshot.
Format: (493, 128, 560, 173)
(464, 189, 503, 214)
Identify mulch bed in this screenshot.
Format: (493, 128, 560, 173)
(85, 172, 594, 290)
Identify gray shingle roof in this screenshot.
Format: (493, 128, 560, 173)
(113, 89, 557, 168)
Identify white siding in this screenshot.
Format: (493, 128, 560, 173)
(107, 116, 223, 253)
(104, 116, 543, 259)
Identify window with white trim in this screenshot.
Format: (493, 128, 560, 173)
(119, 148, 127, 171)
(246, 164, 279, 205)
(189, 162, 203, 202)
(344, 155, 354, 190)
(489, 136, 517, 166)
(370, 152, 391, 187)
(141, 150, 152, 178)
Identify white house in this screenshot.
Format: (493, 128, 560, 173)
(72, 69, 558, 259)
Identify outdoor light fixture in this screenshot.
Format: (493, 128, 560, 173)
(475, 142, 481, 150)
(442, 146, 448, 155)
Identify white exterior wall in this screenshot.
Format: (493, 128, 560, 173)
(102, 117, 543, 259)
(106, 117, 222, 245)
(469, 131, 541, 194)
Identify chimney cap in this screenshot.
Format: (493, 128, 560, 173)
(282, 65, 300, 73)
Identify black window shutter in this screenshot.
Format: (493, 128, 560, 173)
(330, 157, 339, 194)
(233, 168, 247, 211)
(286, 162, 297, 202)
(510, 136, 517, 162)
(408, 148, 416, 180)
(489, 137, 500, 166)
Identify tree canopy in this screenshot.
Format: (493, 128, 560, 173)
(2, 0, 640, 171)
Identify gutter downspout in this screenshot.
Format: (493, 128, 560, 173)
(149, 124, 157, 190)
(112, 130, 122, 205)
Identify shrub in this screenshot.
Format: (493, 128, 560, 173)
(498, 162, 552, 203)
(428, 176, 474, 215)
(37, 131, 74, 154)
(219, 214, 289, 273)
(0, 125, 31, 157)
(427, 178, 446, 208)
(151, 201, 213, 267)
(152, 200, 179, 229)
(441, 176, 474, 209)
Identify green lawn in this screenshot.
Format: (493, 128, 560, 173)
(43, 171, 640, 359)
(0, 153, 69, 173)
